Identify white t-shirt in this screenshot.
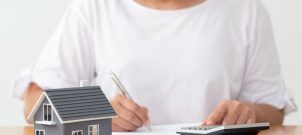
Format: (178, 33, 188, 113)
(13, 0, 296, 125)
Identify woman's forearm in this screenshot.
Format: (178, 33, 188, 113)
(24, 83, 43, 123)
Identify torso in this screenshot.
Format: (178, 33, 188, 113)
(76, 0, 258, 125)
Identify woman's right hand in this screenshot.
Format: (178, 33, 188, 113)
(110, 94, 150, 132)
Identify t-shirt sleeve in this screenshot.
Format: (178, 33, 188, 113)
(12, 2, 96, 100)
(238, 0, 297, 114)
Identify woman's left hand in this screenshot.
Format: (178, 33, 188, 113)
(203, 99, 257, 125)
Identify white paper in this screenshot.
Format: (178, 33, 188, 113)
(112, 123, 199, 135)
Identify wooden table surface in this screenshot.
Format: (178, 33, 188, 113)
(1, 126, 302, 135)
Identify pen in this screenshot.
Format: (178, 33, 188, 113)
(109, 71, 152, 131)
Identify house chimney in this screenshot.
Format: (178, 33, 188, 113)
(80, 80, 89, 87)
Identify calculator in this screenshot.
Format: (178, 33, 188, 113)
(176, 122, 270, 135)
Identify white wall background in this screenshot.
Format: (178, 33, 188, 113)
(0, 0, 301, 126)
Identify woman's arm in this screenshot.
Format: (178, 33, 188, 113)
(24, 83, 43, 123)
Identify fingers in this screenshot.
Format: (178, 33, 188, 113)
(222, 101, 241, 125)
(141, 106, 150, 123)
(236, 108, 256, 124)
(119, 96, 149, 124)
(236, 110, 249, 125)
(112, 117, 138, 131)
(247, 117, 256, 124)
(110, 94, 150, 131)
(236, 104, 256, 125)
(205, 103, 227, 125)
(115, 104, 144, 127)
(112, 122, 128, 132)
(222, 112, 238, 125)
(204, 100, 257, 126)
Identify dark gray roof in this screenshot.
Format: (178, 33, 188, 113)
(45, 86, 116, 122)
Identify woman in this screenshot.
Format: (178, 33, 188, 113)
(13, 0, 296, 132)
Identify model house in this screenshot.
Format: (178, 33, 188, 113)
(27, 86, 117, 135)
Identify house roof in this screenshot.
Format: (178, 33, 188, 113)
(27, 86, 117, 124)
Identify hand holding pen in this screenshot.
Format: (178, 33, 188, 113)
(109, 71, 152, 132)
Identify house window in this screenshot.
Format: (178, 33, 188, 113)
(43, 103, 52, 121)
(72, 130, 83, 135)
(35, 130, 45, 135)
(88, 124, 99, 135)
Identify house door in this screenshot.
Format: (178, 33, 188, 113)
(35, 130, 45, 135)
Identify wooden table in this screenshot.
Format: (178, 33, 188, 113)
(1, 126, 302, 135)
